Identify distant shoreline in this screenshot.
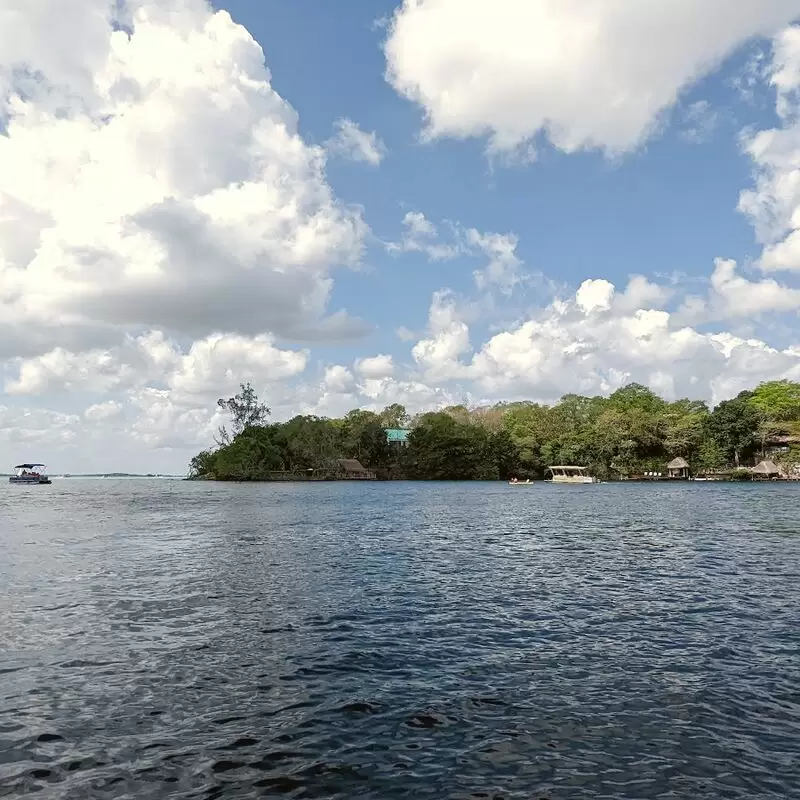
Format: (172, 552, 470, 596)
(2, 473, 184, 479)
(187, 475, 796, 484)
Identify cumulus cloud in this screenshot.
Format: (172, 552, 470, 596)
(127, 387, 224, 452)
(614, 275, 673, 313)
(0, 0, 374, 470)
(309, 367, 458, 419)
(740, 25, 800, 272)
(355, 354, 395, 379)
(411, 290, 472, 381)
(398, 269, 800, 408)
(385, 0, 800, 155)
(0, 0, 367, 354)
(706, 258, 800, 318)
(169, 334, 308, 397)
(5, 331, 308, 399)
(326, 118, 386, 165)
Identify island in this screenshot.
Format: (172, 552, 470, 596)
(188, 380, 800, 482)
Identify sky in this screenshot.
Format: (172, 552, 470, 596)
(3, 1, 800, 474)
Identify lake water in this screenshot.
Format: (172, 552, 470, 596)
(1, 480, 799, 799)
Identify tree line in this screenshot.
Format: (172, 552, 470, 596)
(188, 380, 800, 481)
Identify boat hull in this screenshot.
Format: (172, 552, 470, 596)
(545, 476, 598, 484)
(9, 476, 51, 485)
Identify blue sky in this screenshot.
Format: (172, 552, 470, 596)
(4, 0, 800, 472)
(217, 0, 781, 356)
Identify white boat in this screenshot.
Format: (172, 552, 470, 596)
(544, 465, 599, 484)
(9, 463, 52, 485)
(508, 478, 534, 485)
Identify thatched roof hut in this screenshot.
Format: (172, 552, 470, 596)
(338, 458, 366, 473)
(667, 457, 690, 478)
(336, 459, 376, 479)
(752, 460, 780, 478)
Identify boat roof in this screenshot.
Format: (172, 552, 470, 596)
(14, 463, 46, 469)
(548, 465, 586, 470)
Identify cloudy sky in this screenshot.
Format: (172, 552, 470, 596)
(3, 0, 800, 473)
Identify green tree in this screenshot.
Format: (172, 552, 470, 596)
(749, 380, 800, 422)
(661, 399, 709, 460)
(189, 449, 217, 478)
(274, 416, 339, 471)
(339, 410, 390, 467)
(707, 391, 761, 467)
(406, 412, 487, 479)
(216, 382, 270, 445)
(695, 437, 726, 474)
(379, 403, 410, 429)
(608, 383, 666, 415)
(503, 402, 551, 476)
(749, 380, 800, 456)
(487, 429, 521, 479)
(212, 426, 283, 480)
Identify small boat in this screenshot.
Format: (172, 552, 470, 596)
(508, 478, 534, 485)
(9, 464, 52, 485)
(544, 465, 599, 484)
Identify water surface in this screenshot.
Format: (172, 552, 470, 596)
(1, 480, 799, 799)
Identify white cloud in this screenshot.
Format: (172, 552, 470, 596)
(576, 279, 615, 313)
(0, 0, 371, 471)
(385, 0, 800, 155)
(326, 118, 386, 165)
(0, 0, 367, 355)
(739, 25, 800, 272)
(306, 369, 457, 419)
(463, 277, 800, 405)
(168, 334, 308, 397)
(4, 331, 181, 395)
(387, 211, 525, 291)
(355, 354, 395, 379)
(322, 364, 357, 395)
(386, 211, 461, 260)
(7, 331, 308, 411)
(411, 290, 472, 380)
(127, 387, 222, 452)
(0, 406, 79, 446)
(465, 229, 523, 294)
(615, 275, 673, 313)
(707, 257, 800, 317)
(84, 400, 123, 421)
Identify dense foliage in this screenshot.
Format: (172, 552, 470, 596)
(189, 380, 800, 480)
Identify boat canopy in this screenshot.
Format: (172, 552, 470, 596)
(14, 463, 46, 469)
(547, 465, 587, 471)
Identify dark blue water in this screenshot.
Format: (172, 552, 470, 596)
(1, 480, 799, 799)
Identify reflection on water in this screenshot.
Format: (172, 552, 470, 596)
(1, 480, 799, 799)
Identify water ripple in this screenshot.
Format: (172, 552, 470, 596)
(0, 480, 799, 798)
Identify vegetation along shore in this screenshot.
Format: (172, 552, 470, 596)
(188, 380, 800, 482)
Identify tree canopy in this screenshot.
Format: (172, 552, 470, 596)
(215, 382, 270, 445)
(189, 380, 800, 480)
